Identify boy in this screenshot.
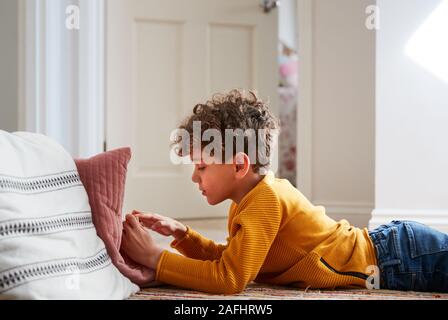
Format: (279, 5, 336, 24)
(121, 89, 448, 294)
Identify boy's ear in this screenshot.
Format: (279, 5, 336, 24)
(234, 152, 250, 178)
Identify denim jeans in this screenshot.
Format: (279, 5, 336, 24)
(368, 220, 448, 292)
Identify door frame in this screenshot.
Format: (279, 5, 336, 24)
(296, 0, 313, 200)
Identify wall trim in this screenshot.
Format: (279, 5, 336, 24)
(313, 201, 373, 228)
(314, 201, 374, 214)
(369, 209, 448, 232)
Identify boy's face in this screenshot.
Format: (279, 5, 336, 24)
(191, 153, 236, 205)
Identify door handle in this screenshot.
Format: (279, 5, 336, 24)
(261, 0, 280, 14)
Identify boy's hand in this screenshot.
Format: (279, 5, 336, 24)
(131, 211, 187, 241)
(121, 214, 164, 269)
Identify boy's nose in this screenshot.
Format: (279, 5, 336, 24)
(191, 168, 200, 184)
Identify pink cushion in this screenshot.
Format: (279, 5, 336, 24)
(74, 148, 154, 286)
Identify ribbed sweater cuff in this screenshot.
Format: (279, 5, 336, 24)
(155, 250, 169, 282)
(155, 250, 203, 287)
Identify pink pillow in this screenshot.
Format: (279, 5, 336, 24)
(74, 148, 154, 286)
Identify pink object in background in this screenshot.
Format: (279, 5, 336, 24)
(75, 148, 154, 287)
(279, 59, 298, 77)
(279, 59, 298, 87)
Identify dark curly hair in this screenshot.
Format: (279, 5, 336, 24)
(172, 89, 279, 173)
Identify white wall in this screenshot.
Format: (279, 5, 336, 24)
(301, 0, 376, 227)
(0, 0, 19, 132)
(371, 0, 448, 232)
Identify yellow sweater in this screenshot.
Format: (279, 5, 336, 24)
(155, 172, 377, 294)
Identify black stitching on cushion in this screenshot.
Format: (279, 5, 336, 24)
(0, 212, 93, 240)
(0, 250, 110, 293)
(0, 172, 82, 194)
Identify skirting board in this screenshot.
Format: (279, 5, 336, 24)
(326, 212, 371, 229)
(369, 209, 448, 233)
(313, 202, 373, 229)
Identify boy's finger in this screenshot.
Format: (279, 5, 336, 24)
(123, 220, 132, 230)
(125, 215, 140, 230)
(137, 216, 162, 227)
(124, 215, 133, 227)
(138, 212, 161, 219)
(135, 213, 156, 220)
(127, 215, 141, 229)
(152, 222, 172, 236)
(136, 217, 157, 229)
(159, 227, 171, 236)
(152, 221, 166, 230)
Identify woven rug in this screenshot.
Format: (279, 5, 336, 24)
(128, 283, 448, 300)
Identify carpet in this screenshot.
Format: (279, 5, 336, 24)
(128, 283, 448, 300)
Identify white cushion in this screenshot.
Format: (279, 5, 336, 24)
(0, 130, 139, 299)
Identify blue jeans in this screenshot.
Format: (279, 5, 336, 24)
(368, 220, 448, 292)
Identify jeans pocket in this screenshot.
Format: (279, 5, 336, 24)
(404, 221, 448, 258)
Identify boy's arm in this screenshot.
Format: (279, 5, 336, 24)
(155, 189, 281, 294)
(170, 227, 228, 261)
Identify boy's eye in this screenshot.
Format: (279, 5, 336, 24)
(198, 166, 206, 171)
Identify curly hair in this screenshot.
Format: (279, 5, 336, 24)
(172, 89, 280, 173)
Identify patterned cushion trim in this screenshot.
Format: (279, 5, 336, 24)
(0, 248, 111, 293)
(0, 211, 93, 241)
(0, 170, 82, 194)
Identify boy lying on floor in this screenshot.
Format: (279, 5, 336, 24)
(121, 89, 448, 294)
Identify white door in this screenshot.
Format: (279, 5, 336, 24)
(106, 0, 278, 219)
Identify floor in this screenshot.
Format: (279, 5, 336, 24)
(130, 284, 448, 300)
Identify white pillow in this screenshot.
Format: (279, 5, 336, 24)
(0, 130, 139, 299)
